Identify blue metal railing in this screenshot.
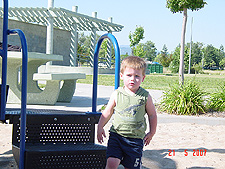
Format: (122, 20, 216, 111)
(0, 1, 28, 169)
(92, 33, 120, 112)
(0, 0, 9, 120)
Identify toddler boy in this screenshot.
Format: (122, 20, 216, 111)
(97, 56, 157, 169)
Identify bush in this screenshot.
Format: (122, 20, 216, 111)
(160, 80, 207, 115)
(207, 83, 225, 111)
(193, 63, 204, 74)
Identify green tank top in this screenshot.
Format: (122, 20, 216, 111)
(110, 87, 149, 139)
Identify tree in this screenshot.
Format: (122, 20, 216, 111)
(169, 45, 181, 73)
(133, 43, 146, 58)
(166, 0, 207, 84)
(161, 44, 169, 55)
(129, 26, 144, 55)
(169, 44, 189, 73)
(219, 45, 225, 69)
(193, 63, 203, 74)
(203, 44, 221, 69)
(154, 45, 172, 67)
(77, 33, 91, 64)
(189, 42, 203, 66)
(143, 41, 157, 61)
(186, 42, 203, 73)
(218, 45, 225, 67)
(155, 53, 173, 67)
(219, 58, 225, 69)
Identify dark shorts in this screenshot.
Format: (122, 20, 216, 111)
(106, 132, 144, 169)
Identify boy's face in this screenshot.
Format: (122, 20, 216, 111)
(120, 67, 145, 93)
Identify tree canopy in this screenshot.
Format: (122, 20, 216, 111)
(143, 41, 158, 61)
(166, 0, 207, 13)
(129, 26, 144, 54)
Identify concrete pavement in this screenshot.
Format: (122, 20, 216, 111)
(6, 83, 225, 126)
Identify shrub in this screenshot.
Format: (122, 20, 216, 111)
(193, 63, 204, 74)
(207, 83, 225, 111)
(160, 80, 207, 115)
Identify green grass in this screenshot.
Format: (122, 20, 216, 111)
(77, 74, 225, 93)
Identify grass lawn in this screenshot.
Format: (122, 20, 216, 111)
(77, 73, 225, 93)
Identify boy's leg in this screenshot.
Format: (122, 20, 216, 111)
(106, 132, 123, 168)
(120, 137, 144, 169)
(106, 132, 143, 168)
(105, 157, 121, 169)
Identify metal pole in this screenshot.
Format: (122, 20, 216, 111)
(8, 29, 28, 169)
(1, 1, 28, 169)
(8, 28, 28, 169)
(188, 17, 193, 74)
(92, 33, 120, 112)
(14, 29, 28, 169)
(0, 0, 8, 121)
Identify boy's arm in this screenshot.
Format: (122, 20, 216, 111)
(97, 90, 116, 144)
(144, 94, 157, 146)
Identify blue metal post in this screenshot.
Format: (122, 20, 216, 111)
(8, 29, 28, 169)
(0, 0, 9, 121)
(1, 1, 28, 168)
(92, 33, 120, 113)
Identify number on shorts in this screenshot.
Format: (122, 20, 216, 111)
(134, 158, 140, 167)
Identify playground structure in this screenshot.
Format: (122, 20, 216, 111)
(0, 3, 123, 68)
(0, 1, 121, 169)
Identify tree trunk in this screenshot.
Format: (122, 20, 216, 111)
(179, 8, 187, 85)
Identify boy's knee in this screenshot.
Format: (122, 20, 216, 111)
(106, 157, 120, 169)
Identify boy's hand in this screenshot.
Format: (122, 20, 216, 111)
(144, 132, 153, 146)
(97, 127, 106, 144)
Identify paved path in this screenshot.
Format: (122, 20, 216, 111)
(7, 83, 224, 126)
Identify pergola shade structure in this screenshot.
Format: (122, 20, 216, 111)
(0, 7, 124, 67)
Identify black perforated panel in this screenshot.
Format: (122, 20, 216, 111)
(25, 147, 106, 169)
(10, 110, 106, 169)
(12, 112, 99, 146)
(12, 144, 107, 169)
(15, 122, 93, 144)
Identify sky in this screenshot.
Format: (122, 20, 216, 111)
(2, 0, 225, 52)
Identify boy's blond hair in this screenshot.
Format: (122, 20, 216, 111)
(120, 56, 146, 75)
